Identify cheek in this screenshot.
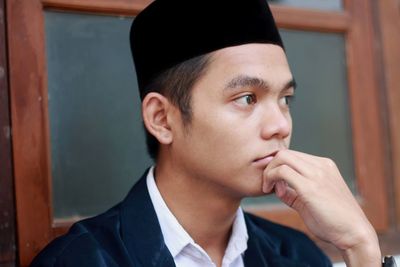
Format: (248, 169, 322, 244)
(285, 135, 292, 148)
(190, 112, 250, 162)
(195, 117, 234, 151)
(285, 113, 293, 147)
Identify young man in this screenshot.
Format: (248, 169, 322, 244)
(31, 0, 388, 266)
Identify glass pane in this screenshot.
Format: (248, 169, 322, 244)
(243, 30, 356, 206)
(45, 11, 152, 219)
(267, 0, 343, 11)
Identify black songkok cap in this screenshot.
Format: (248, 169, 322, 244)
(130, 0, 283, 100)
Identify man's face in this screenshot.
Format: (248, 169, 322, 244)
(170, 43, 294, 199)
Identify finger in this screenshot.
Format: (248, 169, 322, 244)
(288, 150, 339, 175)
(286, 149, 323, 163)
(266, 150, 315, 177)
(275, 181, 299, 208)
(263, 164, 307, 193)
(274, 180, 288, 198)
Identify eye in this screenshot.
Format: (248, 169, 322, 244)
(234, 94, 257, 106)
(279, 95, 295, 106)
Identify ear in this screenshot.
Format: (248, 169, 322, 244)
(142, 92, 174, 145)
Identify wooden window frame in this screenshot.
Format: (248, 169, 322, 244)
(0, 0, 17, 266)
(375, 0, 400, 228)
(7, 0, 392, 265)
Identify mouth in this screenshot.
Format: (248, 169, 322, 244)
(253, 151, 279, 167)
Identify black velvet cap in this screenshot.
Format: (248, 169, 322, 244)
(130, 0, 283, 99)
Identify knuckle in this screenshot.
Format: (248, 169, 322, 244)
(315, 168, 324, 178)
(276, 150, 287, 160)
(276, 164, 289, 177)
(324, 158, 336, 168)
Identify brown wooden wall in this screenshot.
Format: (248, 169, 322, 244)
(0, 0, 17, 266)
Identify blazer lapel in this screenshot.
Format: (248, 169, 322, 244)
(243, 214, 308, 267)
(117, 170, 306, 267)
(119, 170, 175, 267)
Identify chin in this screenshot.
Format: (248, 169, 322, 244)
(242, 172, 265, 195)
(237, 182, 266, 198)
(244, 189, 268, 198)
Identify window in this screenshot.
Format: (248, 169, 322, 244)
(7, 0, 396, 265)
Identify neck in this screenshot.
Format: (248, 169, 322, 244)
(154, 158, 241, 262)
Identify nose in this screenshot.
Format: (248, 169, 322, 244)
(260, 104, 291, 140)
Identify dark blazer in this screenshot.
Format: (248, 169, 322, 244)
(30, 170, 332, 267)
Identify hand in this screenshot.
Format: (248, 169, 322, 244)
(262, 149, 381, 266)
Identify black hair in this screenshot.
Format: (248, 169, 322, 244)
(143, 53, 212, 160)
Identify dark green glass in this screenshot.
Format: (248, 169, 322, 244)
(45, 11, 152, 218)
(267, 0, 342, 11)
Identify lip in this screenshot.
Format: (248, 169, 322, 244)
(253, 151, 279, 167)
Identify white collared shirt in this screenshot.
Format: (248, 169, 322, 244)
(146, 166, 248, 267)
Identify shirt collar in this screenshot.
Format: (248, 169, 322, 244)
(225, 206, 249, 261)
(146, 166, 249, 260)
(146, 166, 193, 257)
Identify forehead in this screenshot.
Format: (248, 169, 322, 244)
(196, 43, 292, 93)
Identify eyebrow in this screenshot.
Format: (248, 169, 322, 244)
(224, 75, 297, 93)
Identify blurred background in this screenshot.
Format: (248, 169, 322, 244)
(1, 0, 399, 266)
